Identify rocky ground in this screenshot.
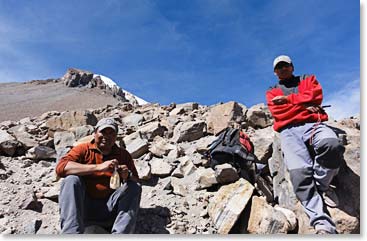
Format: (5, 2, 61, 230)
(0, 101, 360, 234)
(0, 69, 360, 234)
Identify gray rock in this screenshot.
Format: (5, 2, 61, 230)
(124, 133, 149, 159)
(62, 68, 94, 87)
(149, 136, 176, 157)
(208, 178, 254, 234)
(194, 167, 218, 190)
(170, 102, 199, 116)
(23, 219, 42, 234)
(138, 122, 167, 141)
(134, 159, 151, 180)
(19, 192, 41, 211)
(46, 110, 97, 133)
(0, 130, 20, 156)
(249, 126, 274, 163)
(214, 163, 239, 184)
(54, 131, 75, 158)
(171, 156, 197, 178)
(247, 196, 293, 234)
(206, 101, 245, 135)
(72, 125, 94, 140)
(246, 103, 273, 129)
(122, 113, 144, 127)
(150, 157, 174, 177)
(26, 146, 57, 160)
(172, 121, 206, 143)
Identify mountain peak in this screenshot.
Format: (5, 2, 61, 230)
(61, 68, 148, 106)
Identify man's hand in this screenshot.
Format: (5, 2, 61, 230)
(97, 159, 119, 172)
(304, 105, 323, 113)
(117, 165, 130, 180)
(272, 96, 288, 105)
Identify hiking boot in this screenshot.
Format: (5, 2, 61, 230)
(322, 188, 339, 208)
(315, 229, 333, 235)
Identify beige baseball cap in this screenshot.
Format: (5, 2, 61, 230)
(273, 55, 292, 69)
(95, 118, 118, 132)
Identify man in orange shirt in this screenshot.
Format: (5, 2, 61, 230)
(56, 118, 141, 234)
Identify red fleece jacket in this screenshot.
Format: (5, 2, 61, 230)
(266, 75, 328, 132)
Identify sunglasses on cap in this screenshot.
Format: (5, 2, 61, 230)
(274, 62, 292, 70)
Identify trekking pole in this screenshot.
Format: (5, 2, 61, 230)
(321, 105, 331, 108)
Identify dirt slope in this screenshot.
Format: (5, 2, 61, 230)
(0, 81, 122, 122)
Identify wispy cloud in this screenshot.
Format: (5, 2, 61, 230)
(324, 78, 360, 120)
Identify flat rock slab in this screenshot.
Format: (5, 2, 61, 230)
(208, 178, 254, 234)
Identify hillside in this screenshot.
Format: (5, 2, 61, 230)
(0, 68, 147, 122)
(0, 99, 360, 234)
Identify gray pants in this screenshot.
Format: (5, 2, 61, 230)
(280, 122, 344, 233)
(59, 175, 142, 234)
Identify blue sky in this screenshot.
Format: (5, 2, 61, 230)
(0, 0, 360, 119)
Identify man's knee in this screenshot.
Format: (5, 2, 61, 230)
(60, 175, 85, 194)
(63, 175, 83, 185)
(289, 168, 316, 202)
(126, 181, 142, 196)
(316, 138, 345, 169)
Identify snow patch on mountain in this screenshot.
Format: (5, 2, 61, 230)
(94, 74, 148, 105)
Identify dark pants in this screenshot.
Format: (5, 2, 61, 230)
(59, 175, 142, 234)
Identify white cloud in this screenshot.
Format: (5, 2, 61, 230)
(324, 78, 360, 120)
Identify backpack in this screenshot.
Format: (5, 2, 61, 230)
(207, 127, 275, 203)
(207, 127, 257, 182)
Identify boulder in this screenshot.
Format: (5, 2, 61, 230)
(194, 167, 218, 190)
(0, 130, 24, 156)
(171, 156, 197, 178)
(206, 101, 245, 135)
(246, 103, 273, 129)
(26, 146, 57, 160)
(214, 163, 239, 184)
(124, 132, 149, 159)
(134, 159, 151, 180)
(137, 122, 167, 141)
(149, 136, 176, 157)
(150, 157, 174, 177)
(122, 113, 144, 127)
(248, 126, 274, 163)
(208, 178, 254, 234)
(247, 196, 294, 234)
(46, 110, 98, 133)
(172, 121, 206, 143)
(61, 68, 94, 87)
(169, 102, 199, 116)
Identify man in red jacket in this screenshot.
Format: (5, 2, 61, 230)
(56, 117, 141, 234)
(266, 55, 345, 234)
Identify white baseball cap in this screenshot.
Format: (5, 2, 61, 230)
(273, 55, 292, 69)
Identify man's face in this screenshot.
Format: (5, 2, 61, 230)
(94, 127, 117, 151)
(274, 62, 294, 80)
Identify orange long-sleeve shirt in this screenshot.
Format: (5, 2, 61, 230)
(56, 140, 138, 199)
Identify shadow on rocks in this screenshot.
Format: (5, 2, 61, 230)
(135, 206, 171, 234)
(334, 159, 360, 222)
(139, 176, 159, 187)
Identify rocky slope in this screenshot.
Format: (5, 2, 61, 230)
(0, 68, 147, 122)
(0, 100, 360, 234)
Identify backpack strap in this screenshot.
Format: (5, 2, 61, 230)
(225, 128, 238, 147)
(300, 74, 309, 81)
(208, 127, 229, 151)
